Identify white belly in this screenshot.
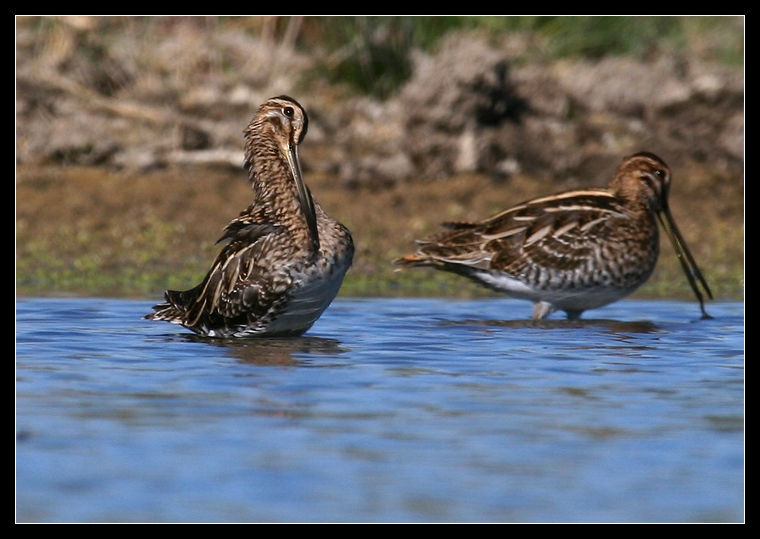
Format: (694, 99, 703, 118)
(476, 271, 634, 312)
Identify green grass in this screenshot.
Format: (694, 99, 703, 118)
(16, 243, 744, 303)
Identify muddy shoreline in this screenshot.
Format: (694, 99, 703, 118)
(16, 160, 744, 301)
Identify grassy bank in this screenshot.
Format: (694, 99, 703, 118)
(16, 164, 743, 302)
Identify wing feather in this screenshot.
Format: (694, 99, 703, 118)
(401, 190, 629, 275)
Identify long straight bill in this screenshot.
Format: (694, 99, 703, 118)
(657, 208, 714, 319)
(285, 144, 319, 252)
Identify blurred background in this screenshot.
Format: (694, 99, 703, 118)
(15, 16, 744, 300)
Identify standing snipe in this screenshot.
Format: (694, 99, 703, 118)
(146, 96, 354, 337)
(395, 152, 712, 320)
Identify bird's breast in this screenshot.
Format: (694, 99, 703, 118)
(264, 263, 349, 335)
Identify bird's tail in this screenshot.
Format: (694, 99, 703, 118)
(392, 253, 433, 269)
(144, 289, 197, 322)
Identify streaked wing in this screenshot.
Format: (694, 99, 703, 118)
(176, 218, 289, 327)
(415, 190, 629, 273)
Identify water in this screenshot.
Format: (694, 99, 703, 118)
(16, 297, 744, 522)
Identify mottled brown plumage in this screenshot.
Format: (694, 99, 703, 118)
(395, 152, 712, 320)
(146, 96, 354, 337)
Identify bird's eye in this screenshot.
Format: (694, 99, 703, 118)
(283, 107, 294, 118)
(654, 169, 665, 177)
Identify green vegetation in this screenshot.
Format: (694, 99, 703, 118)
(304, 16, 742, 98)
(18, 16, 741, 100)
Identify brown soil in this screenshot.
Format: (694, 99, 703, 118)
(16, 158, 744, 302)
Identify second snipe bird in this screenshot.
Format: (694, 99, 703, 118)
(146, 96, 354, 337)
(395, 151, 712, 320)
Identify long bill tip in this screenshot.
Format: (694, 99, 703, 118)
(657, 209, 714, 319)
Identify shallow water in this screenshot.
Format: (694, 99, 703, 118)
(16, 297, 744, 522)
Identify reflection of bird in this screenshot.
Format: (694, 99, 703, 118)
(146, 96, 354, 337)
(395, 152, 712, 320)
(189, 335, 348, 366)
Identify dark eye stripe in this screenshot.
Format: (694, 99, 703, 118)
(641, 172, 663, 196)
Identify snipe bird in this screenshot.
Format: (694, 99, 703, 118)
(395, 152, 712, 320)
(146, 96, 354, 337)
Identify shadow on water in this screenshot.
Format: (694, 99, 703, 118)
(440, 318, 662, 334)
(175, 333, 348, 366)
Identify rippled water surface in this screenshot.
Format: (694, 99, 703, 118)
(16, 297, 744, 522)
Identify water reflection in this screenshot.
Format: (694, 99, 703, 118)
(440, 318, 660, 333)
(180, 334, 348, 366)
(15, 298, 744, 522)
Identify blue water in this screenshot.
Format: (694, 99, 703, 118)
(16, 297, 744, 522)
